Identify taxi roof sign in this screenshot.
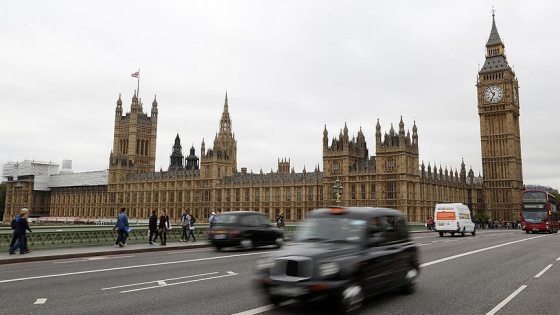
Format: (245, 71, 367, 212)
(328, 207, 347, 214)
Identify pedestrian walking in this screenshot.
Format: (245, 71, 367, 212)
(186, 214, 196, 242)
(159, 210, 170, 246)
(179, 210, 191, 242)
(276, 213, 285, 228)
(209, 211, 216, 227)
(9, 211, 30, 252)
(148, 209, 159, 245)
(114, 208, 130, 247)
(9, 208, 32, 255)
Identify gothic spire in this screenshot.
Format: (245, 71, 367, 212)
(486, 10, 503, 47)
(480, 10, 510, 74)
(219, 92, 232, 136)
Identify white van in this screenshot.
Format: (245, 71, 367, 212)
(434, 203, 476, 237)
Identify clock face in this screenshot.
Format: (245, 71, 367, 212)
(484, 85, 503, 103)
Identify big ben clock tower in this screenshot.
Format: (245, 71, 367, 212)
(477, 12, 523, 221)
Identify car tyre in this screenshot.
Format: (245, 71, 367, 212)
(471, 227, 476, 236)
(215, 245, 222, 251)
(461, 227, 466, 237)
(401, 263, 419, 295)
(337, 280, 364, 314)
(240, 238, 253, 250)
(267, 294, 287, 306)
(274, 236, 284, 249)
(439, 232, 444, 237)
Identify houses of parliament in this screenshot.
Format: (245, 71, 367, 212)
(2, 15, 523, 223)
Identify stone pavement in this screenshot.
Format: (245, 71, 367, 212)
(0, 240, 212, 265)
(1, 229, 432, 265)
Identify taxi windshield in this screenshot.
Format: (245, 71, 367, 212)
(295, 217, 367, 243)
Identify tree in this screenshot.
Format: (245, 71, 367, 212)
(0, 183, 6, 220)
(550, 190, 560, 207)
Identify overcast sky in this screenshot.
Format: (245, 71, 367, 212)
(2, 1, 559, 190)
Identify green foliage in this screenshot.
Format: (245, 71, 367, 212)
(0, 183, 5, 219)
(550, 191, 560, 207)
(472, 212, 491, 222)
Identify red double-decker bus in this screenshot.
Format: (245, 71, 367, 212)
(521, 190, 559, 234)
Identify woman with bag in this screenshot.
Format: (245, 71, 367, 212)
(186, 214, 196, 242)
(158, 210, 170, 246)
(179, 210, 190, 242)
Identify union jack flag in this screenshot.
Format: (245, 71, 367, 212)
(131, 71, 139, 78)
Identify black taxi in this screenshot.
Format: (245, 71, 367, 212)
(208, 211, 284, 250)
(253, 207, 419, 314)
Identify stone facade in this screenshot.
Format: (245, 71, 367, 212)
(2, 15, 521, 223)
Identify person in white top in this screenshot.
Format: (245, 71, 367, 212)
(186, 214, 196, 242)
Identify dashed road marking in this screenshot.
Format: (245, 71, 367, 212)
(534, 264, 553, 278)
(34, 298, 47, 304)
(486, 285, 527, 315)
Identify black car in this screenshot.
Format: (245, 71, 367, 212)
(253, 207, 419, 314)
(208, 211, 285, 250)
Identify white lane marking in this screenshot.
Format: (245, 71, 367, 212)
(486, 285, 527, 315)
(101, 272, 219, 290)
(119, 272, 237, 293)
(231, 300, 297, 315)
(227, 271, 237, 275)
(534, 264, 553, 278)
(556, 256, 560, 261)
(157, 281, 167, 285)
(53, 255, 136, 264)
(0, 251, 269, 284)
(420, 235, 547, 268)
(34, 298, 47, 304)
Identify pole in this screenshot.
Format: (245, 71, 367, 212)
(137, 68, 140, 98)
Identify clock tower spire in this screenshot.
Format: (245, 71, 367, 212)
(476, 11, 523, 221)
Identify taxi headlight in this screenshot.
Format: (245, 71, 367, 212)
(318, 262, 340, 277)
(255, 257, 274, 270)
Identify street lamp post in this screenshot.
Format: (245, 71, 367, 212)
(332, 179, 343, 205)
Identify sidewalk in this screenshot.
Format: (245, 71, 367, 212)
(0, 240, 212, 265)
(2, 230, 432, 265)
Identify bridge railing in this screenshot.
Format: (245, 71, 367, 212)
(0, 222, 427, 249)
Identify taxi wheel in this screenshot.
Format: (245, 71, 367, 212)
(240, 238, 254, 249)
(268, 294, 287, 306)
(338, 281, 364, 314)
(214, 245, 222, 251)
(274, 236, 284, 248)
(402, 263, 419, 294)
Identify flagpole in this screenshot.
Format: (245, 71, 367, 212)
(137, 68, 140, 99)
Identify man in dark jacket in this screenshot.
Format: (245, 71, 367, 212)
(115, 208, 129, 247)
(158, 210, 170, 246)
(148, 209, 159, 245)
(9, 208, 32, 255)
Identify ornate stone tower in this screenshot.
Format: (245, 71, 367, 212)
(169, 134, 184, 172)
(476, 13, 523, 221)
(185, 145, 200, 170)
(375, 117, 419, 209)
(200, 93, 237, 178)
(109, 92, 158, 181)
